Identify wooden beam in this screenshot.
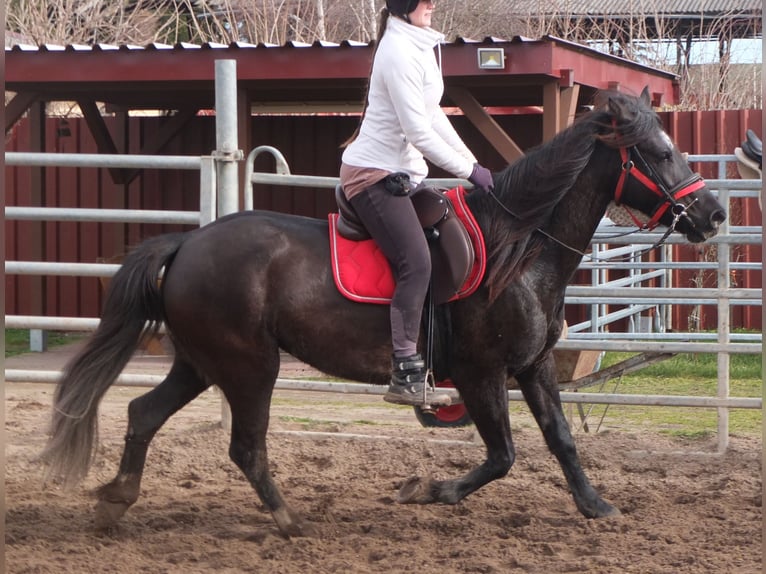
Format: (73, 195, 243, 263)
(120, 108, 200, 185)
(138, 108, 199, 156)
(78, 99, 128, 184)
(78, 100, 120, 154)
(559, 84, 581, 129)
(542, 81, 560, 142)
(78, 101, 199, 185)
(445, 86, 524, 164)
(5, 92, 39, 132)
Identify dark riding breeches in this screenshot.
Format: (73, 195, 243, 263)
(349, 182, 431, 358)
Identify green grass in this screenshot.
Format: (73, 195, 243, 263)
(5, 329, 85, 358)
(574, 351, 762, 438)
(600, 350, 762, 380)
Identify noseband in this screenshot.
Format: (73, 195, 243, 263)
(613, 144, 706, 232)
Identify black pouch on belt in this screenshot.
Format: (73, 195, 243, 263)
(383, 172, 413, 196)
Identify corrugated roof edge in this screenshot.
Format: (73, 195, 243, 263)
(5, 36, 527, 52)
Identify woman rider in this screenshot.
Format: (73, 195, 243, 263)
(340, 0, 494, 406)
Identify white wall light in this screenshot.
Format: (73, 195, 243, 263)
(477, 48, 505, 70)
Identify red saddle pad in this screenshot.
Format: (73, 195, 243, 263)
(328, 186, 486, 304)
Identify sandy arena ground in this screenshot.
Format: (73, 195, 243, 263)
(5, 343, 762, 573)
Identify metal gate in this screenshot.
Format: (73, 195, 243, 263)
(4, 103, 762, 453)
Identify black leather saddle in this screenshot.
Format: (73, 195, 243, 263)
(742, 129, 762, 169)
(334, 185, 475, 304)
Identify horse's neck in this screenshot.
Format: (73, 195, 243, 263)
(539, 159, 616, 280)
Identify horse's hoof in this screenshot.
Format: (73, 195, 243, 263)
(94, 500, 131, 530)
(599, 505, 622, 518)
(272, 507, 317, 538)
(277, 520, 318, 539)
(586, 499, 622, 519)
(397, 476, 436, 504)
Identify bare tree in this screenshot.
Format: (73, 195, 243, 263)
(7, 0, 166, 44)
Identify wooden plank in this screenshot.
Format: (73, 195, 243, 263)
(4, 92, 39, 132)
(78, 99, 127, 185)
(542, 81, 560, 141)
(559, 84, 580, 129)
(445, 86, 524, 164)
(559, 352, 676, 391)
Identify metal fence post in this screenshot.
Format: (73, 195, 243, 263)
(199, 156, 217, 226)
(214, 59, 242, 217)
(214, 59, 242, 431)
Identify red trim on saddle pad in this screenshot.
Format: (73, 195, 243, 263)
(328, 186, 487, 305)
(445, 186, 486, 299)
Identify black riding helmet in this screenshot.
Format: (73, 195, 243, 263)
(386, 0, 420, 17)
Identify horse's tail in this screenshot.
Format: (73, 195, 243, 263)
(40, 232, 187, 488)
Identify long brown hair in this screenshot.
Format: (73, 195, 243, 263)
(341, 8, 392, 148)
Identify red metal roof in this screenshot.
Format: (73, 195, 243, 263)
(6, 35, 679, 114)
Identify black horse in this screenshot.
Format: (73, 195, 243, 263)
(42, 90, 725, 538)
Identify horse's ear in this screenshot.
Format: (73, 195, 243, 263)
(639, 86, 651, 107)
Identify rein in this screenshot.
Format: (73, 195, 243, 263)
(485, 142, 705, 263)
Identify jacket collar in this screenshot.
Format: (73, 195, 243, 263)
(387, 15, 444, 50)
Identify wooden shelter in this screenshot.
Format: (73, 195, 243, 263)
(6, 35, 680, 170)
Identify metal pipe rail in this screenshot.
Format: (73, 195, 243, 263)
(4, 371, 760, 410)
(598, 269, 666, 287)
(6, 152, 202, 170)
(6, 316, 100, 330)
(554, 340, 760, 353)
(5, 313, 756, 354)
(565, 286, 760, 300)
(589, 232, 762, 245)
(24, 259, 749, 277)
(6, 206, 202, 225)
(5, 262, 121, 277)
(567, 332, 760, 342)
(568, 304, 657, 332)
(578, 261, 761, 271)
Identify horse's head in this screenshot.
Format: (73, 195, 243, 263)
(602, 88, 726, 243)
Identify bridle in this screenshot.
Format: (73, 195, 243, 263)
(485, 134, 708, 261)
(613, 143, 706, 232)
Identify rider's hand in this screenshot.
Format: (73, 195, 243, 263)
(468, 163, 494, 194)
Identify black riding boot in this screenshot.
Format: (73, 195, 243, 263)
(383, 354, 451, 407)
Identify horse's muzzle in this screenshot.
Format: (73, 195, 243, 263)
(685, 205, 726, 243)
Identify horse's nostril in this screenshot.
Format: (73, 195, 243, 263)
(711, 209, 727, 225)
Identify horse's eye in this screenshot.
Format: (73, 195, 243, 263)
(661, 151, 673, 162)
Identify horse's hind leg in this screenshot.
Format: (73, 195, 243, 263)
(219, 351, 315, 539)
(95, 358, 209, 530)
(516, 355, 620, 518)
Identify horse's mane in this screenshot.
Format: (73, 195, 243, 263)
(476, 90, 661, 301)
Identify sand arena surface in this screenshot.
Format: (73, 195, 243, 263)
(5, 345, 762, 573)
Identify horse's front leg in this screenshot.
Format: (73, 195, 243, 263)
(516, 354, 620, 518)
(398, 373, 514, 504)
